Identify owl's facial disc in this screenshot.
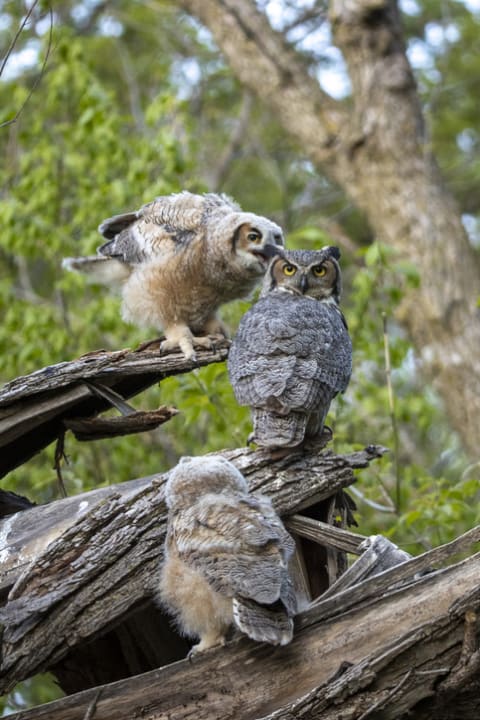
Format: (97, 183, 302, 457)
(236, 223, 283, 268)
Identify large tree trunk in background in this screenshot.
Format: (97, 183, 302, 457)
(178, 0, 480, 459)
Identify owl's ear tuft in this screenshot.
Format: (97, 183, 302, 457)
(323, 245, 341, 260)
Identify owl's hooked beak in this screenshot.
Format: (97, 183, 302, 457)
(252, 243, 282, 264)
(300, 275, 309, 294)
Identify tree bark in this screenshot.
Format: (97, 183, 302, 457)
(3, 527, 480, 720)
(0, 340, 229, 477)
(177, 0, 480, 458)
(0, 444, 384, 692)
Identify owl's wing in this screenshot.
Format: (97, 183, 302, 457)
(228, 295, 352, 411)
(97, 191, 238, 265)
(174, 494, 294, 606)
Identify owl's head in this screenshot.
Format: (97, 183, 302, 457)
(216, 212, 284, 274)
(261, 246, 343, 302)
(165, 456, 248, 510)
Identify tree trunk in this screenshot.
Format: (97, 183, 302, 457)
(177, 0, 480, 458)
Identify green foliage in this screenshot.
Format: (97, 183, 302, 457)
(0, 675, 63, 716)
(0, 0, 479, 712)
(333, 240, 476, 554)
(0, 27, 193, 499)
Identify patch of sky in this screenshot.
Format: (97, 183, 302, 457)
(98, 15, 122, 38)
(1, 38, 39, 80)
(70, 0, 105, 24)
(171, 57, 202, 100)
(264, 0, 316, 31)
(400, 0, 421, 15)
(0, 12, 12, 31)
(462, 213, 480, 248)
(456, 128, 477, 153)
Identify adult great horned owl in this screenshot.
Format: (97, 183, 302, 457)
(158, 456, 297, 653)
(63, 192, 284, 359)
(228, 247, 352, 449)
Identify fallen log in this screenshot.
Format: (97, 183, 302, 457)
(3, 527, 479, 720)
(0, 444, 385, 692)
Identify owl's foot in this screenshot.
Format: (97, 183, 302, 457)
(187, 634, 226, 659)
(161, 327, 229, 361)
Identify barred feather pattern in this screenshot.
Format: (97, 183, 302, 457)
(228, 248, 352, 449)
(158, 456, 297, 652)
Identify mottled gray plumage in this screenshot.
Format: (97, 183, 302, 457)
(158, 456, 297, 652)
(228, 247, 352, 449)
(63, 192, 284, 359)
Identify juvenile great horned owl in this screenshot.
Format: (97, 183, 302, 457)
(63, 192, 284, 360)
(158, 456, 297, 653)
(228, 247, 352, 449)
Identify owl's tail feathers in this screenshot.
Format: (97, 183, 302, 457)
(62, 256, 131, 284)
(232, 597, 294, 646)
(252, 409, 307, 448)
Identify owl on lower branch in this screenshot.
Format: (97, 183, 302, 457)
(228, 247, 352, 450)
(63, 192, 284, 360)
(158, 456, 297, 653)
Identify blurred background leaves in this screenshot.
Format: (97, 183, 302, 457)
(0, 0, 479, 711)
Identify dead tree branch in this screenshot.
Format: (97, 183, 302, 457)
(0, 340, 230, 477)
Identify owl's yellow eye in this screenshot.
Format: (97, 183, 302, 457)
(282, 264, 297, 276)
(247, 231, 262, 243)
(312, 265, 327, 277)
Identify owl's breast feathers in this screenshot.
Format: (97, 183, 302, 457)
(228, 292, 352, 411)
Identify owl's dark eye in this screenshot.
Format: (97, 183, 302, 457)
(283, 264, 297, 276)
(312, 265, 327, 277)
(247, 230, 262, 243)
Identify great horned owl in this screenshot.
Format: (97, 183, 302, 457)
(63, 192, 284, 360)
(227, 247, 352, 449)
(158, 455, 297, 653)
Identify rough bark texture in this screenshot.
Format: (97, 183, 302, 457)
(0, 444, 384, 693)
(0, 340, 229, 477)
(177, 0, 480, 458)
(3, 528, 479, 720)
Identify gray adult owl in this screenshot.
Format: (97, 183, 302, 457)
(63, 192, 284, 360)
(228, 247, 352, 449)
(158, 456, 297, 653)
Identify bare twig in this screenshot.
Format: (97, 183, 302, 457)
(83, 687, 103, 720)
(348, 485, 396, 513)
(0, 0, 39, 79)
(0, 3, 54, 129)
(382, 312, 401, 512)
(356, 669, 414, 720)
(53, 431, 68, 498)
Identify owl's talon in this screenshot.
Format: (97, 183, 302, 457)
(187, 646, 199, 661)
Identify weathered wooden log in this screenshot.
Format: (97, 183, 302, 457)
(3, 527, 479, 720)
(0, 444, 385, 692)
(0, 340, 229, 477)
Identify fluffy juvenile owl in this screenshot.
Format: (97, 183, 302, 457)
(63, 192, 284, 360)
(227, 247, 352, 449)
(158, 455, 297, 653)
